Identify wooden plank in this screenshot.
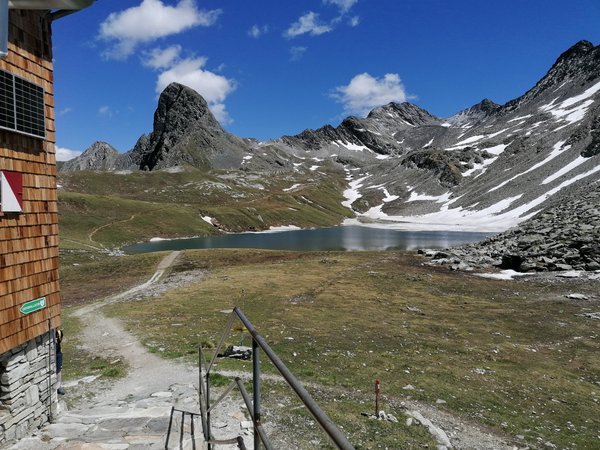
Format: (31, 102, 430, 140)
(0, 10, 59, 353)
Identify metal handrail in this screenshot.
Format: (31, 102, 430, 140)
(234, 378, 273, 450)
(165, 407, 201, 450)
(199, 307, 355, 450)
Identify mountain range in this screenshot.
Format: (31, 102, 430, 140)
(61, 40, 600, 236)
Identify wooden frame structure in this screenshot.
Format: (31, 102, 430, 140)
(0, 9, 59, 355)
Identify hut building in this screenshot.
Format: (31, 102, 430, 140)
(0, 1, 93, 445)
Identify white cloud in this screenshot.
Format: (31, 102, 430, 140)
(323, 0, 358, 13)
(99, 0, 222, 59)
(58, 107, 72, 116)
(332, 73, 409, 116)
(142, 45, 182, 69)
(285, 12, 332, 38)
(98, 105, 112, 117)
(248, 24, 269, 38)
(156, 57, 235, 124)
(207, 103, 230, 125)
(290, 46, 307, 61)
(55, 146, 81, 161)
(348, 15, 360, 27)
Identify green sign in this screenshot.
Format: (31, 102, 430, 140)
(20, 297, 46, 315)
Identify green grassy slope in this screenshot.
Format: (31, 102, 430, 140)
(58, 165, 353, 249)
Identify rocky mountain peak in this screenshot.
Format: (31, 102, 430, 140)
(153, 82, 221, 136)
(61, 83, 249, 172)
(546, 40, 600, 82)
(132, 82, 248, 171)
(367, 102, 440, 126)
(503, 41, 600, 112)
(554, 40, 595, 65)
(86, 140, 117, 155)
(472, 98, 501, 114)
(59, 141, 119, 172)
(447, 98, 501, 127)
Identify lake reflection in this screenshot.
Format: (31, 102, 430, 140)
(124, 226, 493, 254)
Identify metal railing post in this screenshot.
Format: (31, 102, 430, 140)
(234, 307, 354, 450)
(206, 374, 212, 450)
(198, 307, 354, 449)
(252, 337, 261, 450)
(198, 347, 208, 442)
(165, 406, 175, 449)
(191, 411, 197, 450)
(179, 410, 185, 448)
(236, 378, 273, 450)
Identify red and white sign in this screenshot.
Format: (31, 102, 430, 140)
(0, 171, 23, 212)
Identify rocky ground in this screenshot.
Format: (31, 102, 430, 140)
(423, 183, 600, 273)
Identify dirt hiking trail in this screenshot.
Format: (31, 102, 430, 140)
(11, 250, 518, 449)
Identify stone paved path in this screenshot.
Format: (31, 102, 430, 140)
(10, 383, 251, 450)
(8, 252, 252, 450)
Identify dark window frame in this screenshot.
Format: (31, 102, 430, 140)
(0, 68, 46, 139)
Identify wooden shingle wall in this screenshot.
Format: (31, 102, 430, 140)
(0, 10, 60, 354)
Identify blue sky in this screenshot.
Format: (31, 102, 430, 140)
(52, 0, 600, 160)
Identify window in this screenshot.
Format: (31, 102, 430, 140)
(0, 70, 15, 130)
(0, 69, 45, 139)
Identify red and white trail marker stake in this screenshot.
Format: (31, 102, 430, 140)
(375, 379, 381, 416)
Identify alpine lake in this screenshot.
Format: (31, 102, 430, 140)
(124, 225, 493, 253)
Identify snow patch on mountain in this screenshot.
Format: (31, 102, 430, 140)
(335, 140, 372, 152)
(486, 143, 510, 156)
(380, 188, 399, 203)
(267, 225, 302, 232)
(542, 156, 587, 184)
(552, 100, 594, 130)
(348, 194, 527, 232)
(516, 164, 600, 213)
(460, 143, 509, 177)
(561, 80, 600, 108)
(508, 114, 532, 122)
(455, 135, 485, 146)
(488, 141, 570, 192)
(486, 128, 509, 139)
(283, 183, 302, 192)
(539, 81, 600, 130)
(342, 171, 370, 209)
(406, 191, 451, 203)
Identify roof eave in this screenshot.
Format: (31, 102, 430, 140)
(8, 0, 93, 9)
